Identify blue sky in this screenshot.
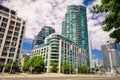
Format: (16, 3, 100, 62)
(21, 0, 102, 60)
(1, 0, 108, 60)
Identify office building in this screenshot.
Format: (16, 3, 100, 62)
(32, 33, 87, 73)
(32, 26, 55, 48)
(62, 5, 89, 66)
(101, 41, 120, 71)
(0, 5, 26, 72)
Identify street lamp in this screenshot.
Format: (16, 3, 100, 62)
(106, 43, 115, 76)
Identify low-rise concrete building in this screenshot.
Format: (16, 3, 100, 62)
(32, 34, 87, 73)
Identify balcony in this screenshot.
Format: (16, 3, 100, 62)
(0, 10, 9, 17)
(11, 15, 16, 20)
(9, 26, 14, 31)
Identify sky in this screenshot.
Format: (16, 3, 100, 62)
(0, 0, 110, 60)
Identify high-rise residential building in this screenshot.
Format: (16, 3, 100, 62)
(32, 26, 55, 48)
(32, 33, 87, 73)
(62, 5, 89, 66)
(0, 5, 26, 72)
(101, 41, 120, 71)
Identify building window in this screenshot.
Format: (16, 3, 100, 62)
(17, 17, 21, 21)
(13, 37, 18, 41)
(22, 26, 25, 31)
(11, 10, 16, 15)
(15, 27, 20, 31)
(10, 48, 15, 52)
(20, 35, 23, 39)
(2, 17, 8, 22)
(11, 15, 15, 19)
(1, 22, 7, 27)
(0, 33, 4, 38)
(21, 30, 24, 34)
(14, 32, 19, 36)
(0, 39, 2, 44)
(16, 22, 21, 27)
(9, 53, 14, 57)
(10, 21, 15, 26)
(23, 21, 25, 25)
(11, 42, 16, 46)
(1, 52, 7, 57)
(0, 28, 5, 32)
(18, 45, 21, 48)
(17, 50, 20, 54)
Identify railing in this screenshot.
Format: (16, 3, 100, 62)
(0, 10, 9, 17)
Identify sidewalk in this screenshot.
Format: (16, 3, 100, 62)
(0, 73, 108, 78)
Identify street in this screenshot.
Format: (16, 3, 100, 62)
(0, 76, 120, 80)
(0, 73, 120, 80)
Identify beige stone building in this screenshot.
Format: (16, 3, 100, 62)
(0, 5, 26, 72)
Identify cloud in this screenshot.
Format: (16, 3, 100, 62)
(2, 0, 84, 39)
(1, 0, 110, 50)
(87, 0, 110, 50)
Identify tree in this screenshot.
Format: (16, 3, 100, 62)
(93, 0, 120, 43)
(12, 61, 19, 72)
(78, 65, 90, 74)
(62, 62, 70, 74)
(23, 58, 30, 72)
(5, 61, 11, 72)
(5, 60, 18, 73)
(30, 56, 44, 73)
(51, 62, 58, 73)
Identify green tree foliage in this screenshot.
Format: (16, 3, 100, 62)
(5, 60, 18, 73)
(23, 56, 44, 73)
(78, 65, 90, 74)
(62, 62, 70, 74)
(51, 62, 58, 73)
(23, 58, 30, 72)
(30, 56, 44, 73)
(12, 61, 18, 72)
(93, 0, 120, 43)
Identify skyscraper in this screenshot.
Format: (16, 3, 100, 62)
(62, 5, 89, 66)
(0, 5, 26, 72)
(101, 41, 120, 71)
(32, 26, 55, 48)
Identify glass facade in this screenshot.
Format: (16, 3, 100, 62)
(62, 5, 89, 67)
(32, 26, 55, 48)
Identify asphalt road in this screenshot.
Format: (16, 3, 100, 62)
(0, 76, 120, 80)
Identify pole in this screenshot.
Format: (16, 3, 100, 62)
(9, 60, 14, 73)
(107, 43, 114, 76)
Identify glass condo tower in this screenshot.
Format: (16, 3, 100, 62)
(62, 5, 90, 66)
